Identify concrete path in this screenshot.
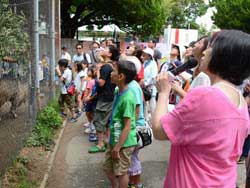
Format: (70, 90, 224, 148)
(46, 115, 246, 188)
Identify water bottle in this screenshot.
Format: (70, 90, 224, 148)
(114, 122, 121, 143)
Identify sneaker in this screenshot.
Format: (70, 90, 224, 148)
(128, 184, 145, 188)
(89, 133, 98, 142)
(68, 117, 77, 123)
(60, 112, 67, 117)
(84, 124, 96, 134)
(76, 111, 82, 119)
(88, 145, 106, 153)
(84, 127, 92, 134)
(83, 122, 91, 127)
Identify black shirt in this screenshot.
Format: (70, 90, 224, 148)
(97, 63, 116, 102)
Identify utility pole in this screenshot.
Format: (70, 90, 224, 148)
(49, 0, 56, 100)
(33, 0, 40, 111)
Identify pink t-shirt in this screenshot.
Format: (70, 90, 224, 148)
(86, 79, 95, 91)
(161, 86, 250, 188)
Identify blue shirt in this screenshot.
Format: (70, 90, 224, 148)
(128, 80, 145, 126)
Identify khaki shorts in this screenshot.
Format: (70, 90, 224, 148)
(103, 145, 134, 176)
(93, 100, 113, 132)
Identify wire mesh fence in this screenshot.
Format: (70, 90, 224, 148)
(0, 0, 58, 176)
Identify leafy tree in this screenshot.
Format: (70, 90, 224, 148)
(61, 0, 174, 38)
(0, 0, 30, 62)
(210, 0, 250, 33)
(167, 0, 208, 29)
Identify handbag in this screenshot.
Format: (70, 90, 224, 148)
(66, 81, 75, 96)
(136, 123, 153, 149)
(142, 87, 152, 101)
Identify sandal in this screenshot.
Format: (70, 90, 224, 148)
(88, 145, 106, 153)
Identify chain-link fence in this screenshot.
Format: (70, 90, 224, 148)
(0, 0, 59, 176)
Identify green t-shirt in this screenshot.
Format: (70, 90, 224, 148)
(110, 88, 137, 147)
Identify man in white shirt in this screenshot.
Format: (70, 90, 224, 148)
(61, 46, 71, 65)
(72, 43, 91, 67)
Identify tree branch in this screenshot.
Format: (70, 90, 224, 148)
(73, 3, 87, 22)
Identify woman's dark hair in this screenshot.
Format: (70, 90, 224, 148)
(208, 30, 250, 85)
(133, 45, 143, 63)
(188, 41, 196, 48)
(197, 35, 210, 54)
(193, 35, 210, 77)
(117, 61, 136, 84)
(75, 61, 83, 72)
(108, 45, 120, 61)
(58, 59, 68, 68)
(172, 44, 181, 61)
(81, 60, 89, 67)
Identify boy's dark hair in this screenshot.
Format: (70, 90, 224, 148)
(58, 59, 68, 68)
(61, 46, 67, 50)
(117, 61, 136, 84)
(75, 61, 83, 72)
(208, 30, 250, 85)
(108, 45, 120, 61)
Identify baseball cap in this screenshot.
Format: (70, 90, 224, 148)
(120, 55, 141, 74)
(143, 48, 154, 58)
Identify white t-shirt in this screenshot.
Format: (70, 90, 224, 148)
(82, 68, 88, 91)
(74, 70, 85, 91)
(190, 72, 211, 89)
(72, 53, 91, 64)
(61, 68, 72, 94)
(61, 52, 71, 62)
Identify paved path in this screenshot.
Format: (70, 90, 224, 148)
(47, 115, 246, 188)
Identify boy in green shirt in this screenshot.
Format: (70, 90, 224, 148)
(103, 60, 137, 188)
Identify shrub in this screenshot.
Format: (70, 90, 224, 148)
(37, 106, 62, 129)
(26, 102, 62, 148)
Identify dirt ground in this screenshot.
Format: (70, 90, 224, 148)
(1, 121, 62, 188)
(2, 147, 49, 188)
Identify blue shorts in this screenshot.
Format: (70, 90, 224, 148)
(85, 101, 96, 112)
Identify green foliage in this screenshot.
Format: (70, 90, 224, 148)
(26, 124, 54, 148)
(61, 0, 174, 38)
(0, 0, 30, 62)
(16, 156, 31, 166)
(210, 0, 250, 33)
(167, 0, 208, 29)
(37, 106, 62, 129)
(26, 103, 62, 148)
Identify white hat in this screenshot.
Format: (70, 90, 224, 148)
(143, 47, 154, 58)
(119, 55, 141, 74)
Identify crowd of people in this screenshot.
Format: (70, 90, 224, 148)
(55, 30, 250, 188)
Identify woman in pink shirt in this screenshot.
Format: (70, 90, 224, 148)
(152, 30, 250, 188)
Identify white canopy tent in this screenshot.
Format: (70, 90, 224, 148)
(78, 24, 125, 33)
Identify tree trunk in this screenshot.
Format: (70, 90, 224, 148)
(60, 0, 77, 38)
(61, 20, 77, 38)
